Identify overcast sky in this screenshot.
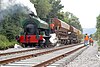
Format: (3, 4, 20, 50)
(61, 0, 100, 28)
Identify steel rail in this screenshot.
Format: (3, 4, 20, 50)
(0, 48, 38, 56)
(0, 44, 80, 65)
(33, 45, 85, 67)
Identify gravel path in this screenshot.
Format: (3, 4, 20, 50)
(67, 42, 100, 67)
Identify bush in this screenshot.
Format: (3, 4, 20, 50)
(0, 35, 17, 50)
(98, 41, 100, 46)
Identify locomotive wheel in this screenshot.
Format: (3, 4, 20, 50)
(69, 40, 72, 44)
(22, 44, 31, 48)
(64, 40, 66, 45)
(60, 40, 62, 44)
(65, 40, 67, 45)
(38, 40, 44, 48)
(63, 40, 65, 45)
(22, 44, 28, 48)
(44, 36, 51, 48)
(21, 44, 25, 48)
(22, 43, 36, 48)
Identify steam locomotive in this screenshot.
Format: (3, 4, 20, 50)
(16, 13, 82, 47)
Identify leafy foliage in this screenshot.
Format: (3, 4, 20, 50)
(96, 14, 100, 29)
(47, 0, 64, 18)
(57, 11, 83, 32)
(0, 35, 17, 50)
(30, 0, 82, 31)
(31, 0, 64, 19)
(0, 0, 83, 49)
(31, 0, 51, 19)
(0, 5, 29, 49)
(95, 15, 100, 41)
(0, 12, 27, 41)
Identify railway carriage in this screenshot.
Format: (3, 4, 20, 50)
(51, 18, 70, 45)
(68, 26, 82, 44)
(51, 18, 82, 45)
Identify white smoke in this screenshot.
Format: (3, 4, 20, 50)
(0, 0, 37, 21)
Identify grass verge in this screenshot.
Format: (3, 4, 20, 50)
(0, 35, 18, 50)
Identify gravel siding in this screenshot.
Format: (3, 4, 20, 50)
(67, 42, 100, 67)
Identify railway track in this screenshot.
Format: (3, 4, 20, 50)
(0, 44, 81, 56)
(0, 44, 77, 65)
(0, 48, 38, 56)
(0, 44, 87, 67)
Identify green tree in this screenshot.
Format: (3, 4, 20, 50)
(0, 10, 27, 41)
(0, 5, 29, 49)
(95, 14, 100, 41)
(47, 0, 64, 18)
(31, 0, 51, 19)
(66, 12, 83, 32)
(57, 11, 83, 32)
(96, 14, 100, 29)
(57, 12, 65, 21)
(1, 14, 20, 41)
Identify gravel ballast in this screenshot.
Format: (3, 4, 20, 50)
(67, 42, 100, 67)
